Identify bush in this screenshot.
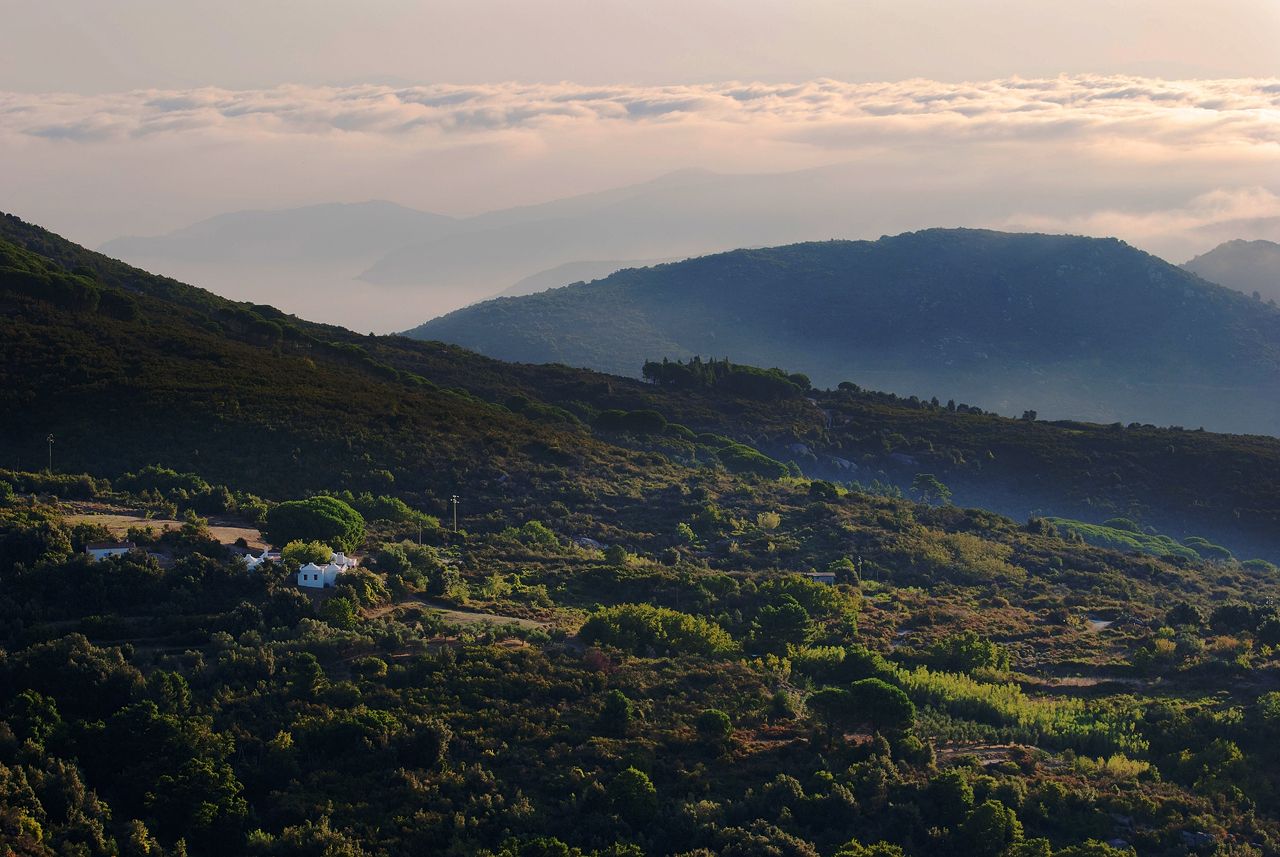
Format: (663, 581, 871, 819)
(695, 708, 734, 742)
(578, 603, 737, 657)
(959, 800, 1022, 857)
(718, 444, 788, 479)
(1102, 517, 1140, 533)
(282, 540, 332, 567)
(319, 597, 358, 630)
(607, 768, 657, 826)
(922, 631, 1011, 674)
(1183, 535, 1232, 560)
(519, 521, 558, 548)
(599, 689, 632, 736)
(264, 496, 365, 552)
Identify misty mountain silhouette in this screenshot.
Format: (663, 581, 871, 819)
(405, 229, 1280, 435)
(1182, 239, 1280, 305)
(485, 258, 684, 301)
(100, 200, 458, 265)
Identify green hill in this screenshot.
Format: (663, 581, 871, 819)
(0, 220, 685, 531)
(6, 213, 1280, 857)
(3, 212, 1277, 560)
(405, 229, 1280, 435)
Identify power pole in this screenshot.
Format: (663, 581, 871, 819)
(451, 495, 459, 533)
(46, 435, 53, 474)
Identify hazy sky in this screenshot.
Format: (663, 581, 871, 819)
(5, 0, 1280, 92)
(2, 0, 1279, 258)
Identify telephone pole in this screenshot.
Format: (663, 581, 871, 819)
(451, 495, 459, 533)
(46, 435, 53, 474)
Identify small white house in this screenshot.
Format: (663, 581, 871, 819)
(86, 541, 136, 561)
(244, 550, 281, 571)
(298, 562, 328, 588)
(297, 552, 358, 588)
(804, 571, 837, 586)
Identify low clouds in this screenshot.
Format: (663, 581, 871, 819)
(5, 76, 1280, 148)
(2, 76, 1279, 263)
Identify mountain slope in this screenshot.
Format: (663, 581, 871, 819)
(1182, 238, 1280, 305)
(489, 258, 682, 300)
(4, 213, 1279, 559)
(406, 229, 1280, 434)
(0, 225, 686, 523)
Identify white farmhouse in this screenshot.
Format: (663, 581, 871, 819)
(297, 553, 359, 588)
(86, 541, 136, 561)
(298, 562, 328, 588)
(244, 550, 281, 571)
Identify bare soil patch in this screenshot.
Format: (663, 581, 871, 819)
(61, 503, 264, 550)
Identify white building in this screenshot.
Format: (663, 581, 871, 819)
(244, 550, 281, 571)
(86, 541, 136, 561)
(298, 562, 329, 588)
(297, 552, 359, 588)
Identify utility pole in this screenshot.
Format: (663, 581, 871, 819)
(451, 495, 459, 533)
(46, 435, 53, 474)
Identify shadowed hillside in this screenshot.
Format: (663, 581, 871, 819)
(3, 213, 1277, 559)
(406, 229, 1280, 435)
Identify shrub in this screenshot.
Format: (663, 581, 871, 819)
(607, 768, 657, 826)
(752, 595, 815, 654)
(599, 689, 632, 736)
(1102, 517, 1140, 533)
(319, 597, 358, 630)
(923, 631, 1011, 673)
(1183, 536, 1232, 561)
(718, 444, 788, 479)
(960, 800, 1023, 857)
(695, 708, 734, 742)
(282, 540, 332, 567)
(520, 521, 558, 547)
(578, 603, 736, 657)
(264, 496, 365, 552)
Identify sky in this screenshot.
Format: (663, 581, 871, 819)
(2, 0, 1280, 261)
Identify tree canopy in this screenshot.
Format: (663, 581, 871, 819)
(263, 496, 365, 552)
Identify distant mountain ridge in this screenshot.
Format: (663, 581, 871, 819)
(406, 228, 1280, 435)
(100, 200, 458, 265)
(1182, 238, 1280, 305)
(486, 258, 684, 301)
(93, 170, 726, 330)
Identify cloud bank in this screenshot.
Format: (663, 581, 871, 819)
(2, 76, 1279, 259)
(5, 76, 1280, 147)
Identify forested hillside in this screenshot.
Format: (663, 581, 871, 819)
(3, 215, 1280, 857)
(3, 211, 1278, 558)
(405, 230, 1280, 435)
